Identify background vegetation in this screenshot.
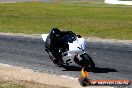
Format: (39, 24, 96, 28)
(0, 2, 132, 39)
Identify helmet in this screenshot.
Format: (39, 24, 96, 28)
(50, 28, 60, 36)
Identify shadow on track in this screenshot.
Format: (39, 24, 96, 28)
(93, 67, 118, 73)
(62, 66, 118, 73)
(62, 66, 82, 71)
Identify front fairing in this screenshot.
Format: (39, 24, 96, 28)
(68, 38, 87, 54)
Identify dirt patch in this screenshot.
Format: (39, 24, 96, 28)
(0, 64, 81, 88)
(0, 63, 113, 88)
(0, 77, 65, 88)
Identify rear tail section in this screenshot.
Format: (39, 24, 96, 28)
(41, 34, 49, 42)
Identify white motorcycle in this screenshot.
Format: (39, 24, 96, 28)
(41, 32, 95, 71)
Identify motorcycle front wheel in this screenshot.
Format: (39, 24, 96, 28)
(80, 53, 95, 72)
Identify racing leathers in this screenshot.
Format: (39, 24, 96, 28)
(45, 28, 69, 65)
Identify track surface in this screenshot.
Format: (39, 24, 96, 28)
(0, 35, 132, 86)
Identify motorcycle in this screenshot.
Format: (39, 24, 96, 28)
(41, 32, 95, 71)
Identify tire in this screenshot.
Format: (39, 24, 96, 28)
(81, 53, 95, 71)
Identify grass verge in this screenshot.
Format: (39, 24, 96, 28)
(0, 2, 132, 39)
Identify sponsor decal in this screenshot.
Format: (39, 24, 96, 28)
(78, 67, 131, 86)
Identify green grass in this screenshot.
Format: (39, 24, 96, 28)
(0, 2, 132, 39)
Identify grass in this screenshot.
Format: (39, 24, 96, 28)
(0, 2, 132, 39)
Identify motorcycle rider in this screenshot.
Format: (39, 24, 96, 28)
(45, 28, 69, 65)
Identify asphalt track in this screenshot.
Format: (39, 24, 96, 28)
(0, 34, 132, 87)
